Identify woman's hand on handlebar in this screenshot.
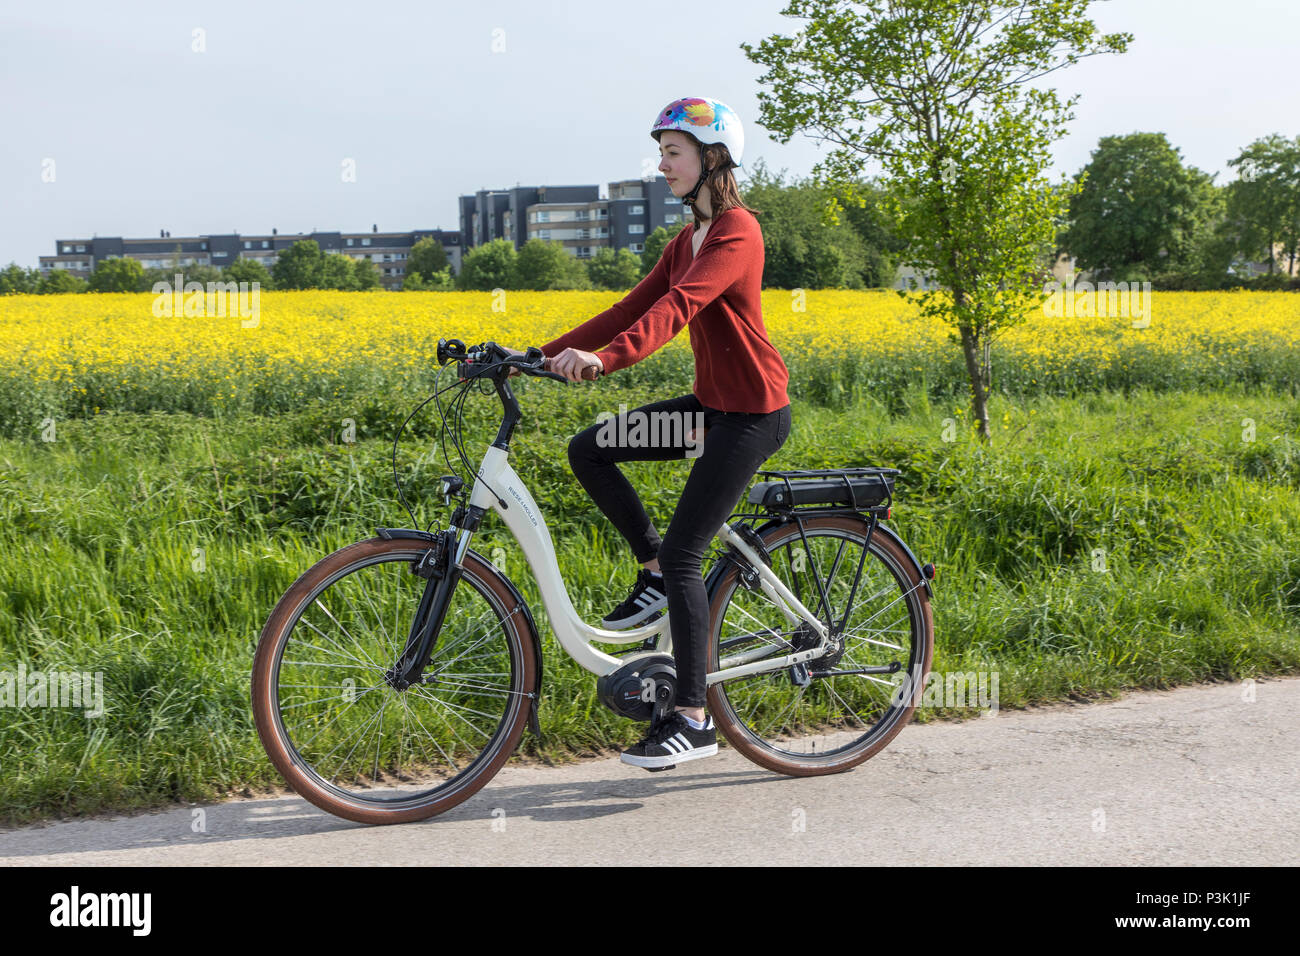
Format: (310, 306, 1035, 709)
(499, 346, 526, 377)
(548, 348, 603, 383)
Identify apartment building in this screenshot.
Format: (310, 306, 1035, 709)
(459, 175, 691, 258)
(39, 227, 463, 291)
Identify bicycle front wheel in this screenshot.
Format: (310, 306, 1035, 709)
(707, 514, 934, 776)
(252, 537, 537, 825)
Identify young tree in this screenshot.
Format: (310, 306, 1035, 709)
(744, 0, 1130, 440)
(88, 257, 145, 292)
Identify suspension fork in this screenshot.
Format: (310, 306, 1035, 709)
(385, 506, 481, 690)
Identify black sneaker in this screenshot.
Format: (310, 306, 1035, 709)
(601, 569, 667, 629)
(621, 711, 717, 771)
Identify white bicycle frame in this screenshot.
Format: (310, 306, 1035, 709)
(457, 444, 831, 686)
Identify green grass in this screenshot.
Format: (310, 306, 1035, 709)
(1, 380, 1298, 825)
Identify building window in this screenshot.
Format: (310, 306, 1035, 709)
(598, 209, 608, 218)
(76, 245, 86, 252)
(361, 238, 371, 246)
(629, 224, 644, 235)
(630, 243, 644, 253)
(261, 240, 269, 249)
(62, 246, 71, 253)
(538, 229, 551, 239)
(213, 251, 227, 258)
(665, 214, 680, 224)
(243, 241, 251, 249)
(664, 197, 678, 204)
(631, 205, 644, 215)
(536, 211, 550, 223)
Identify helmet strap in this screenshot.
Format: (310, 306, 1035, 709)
(682, 167, 713, 216)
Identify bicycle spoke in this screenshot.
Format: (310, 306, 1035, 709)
(261, 549, 528, 814)
(713, 520, 929, 763)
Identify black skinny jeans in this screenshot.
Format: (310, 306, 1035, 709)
(567, 393, 792, 708)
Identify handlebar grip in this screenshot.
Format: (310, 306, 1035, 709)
(541, 357, 602, 381)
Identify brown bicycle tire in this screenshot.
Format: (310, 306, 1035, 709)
(251, 536, 537, 825)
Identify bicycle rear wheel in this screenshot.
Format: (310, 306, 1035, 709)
(707, 514, 934, 775)
(252, 536, 537, 825)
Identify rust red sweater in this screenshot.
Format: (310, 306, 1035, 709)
(539, 207, 791, 413)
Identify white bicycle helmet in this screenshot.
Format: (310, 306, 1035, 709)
(651, 96, 744, 208)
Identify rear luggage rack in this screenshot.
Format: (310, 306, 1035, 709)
(746, 467, 899, 515)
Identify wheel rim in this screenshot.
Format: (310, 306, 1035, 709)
(711, 521, 927, 761)
(266, 550, 527, 809)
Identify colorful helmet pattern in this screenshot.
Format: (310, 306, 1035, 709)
(650, 97, 744, 168)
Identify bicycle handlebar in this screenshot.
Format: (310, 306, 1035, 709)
(437, 338, 599, 383)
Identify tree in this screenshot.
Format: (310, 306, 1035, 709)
(744, 0, 1130, 440)
(639, 224, 686, 279)
(224, 258, 273, 288)
(457, 239, 518, 290)
(402, 267, 454, 290)
(552, 251, 594, 290)
(38, 269, 88, 293)
(514, 238, 574, 290)
(272, 240, 325, 289)
(1224, 133, 1300, 276)
(88, 257, 145, 292)
(741, 158, 893, 288)
(0, 263, 41, 294)
(353, 257, 381, 290)
(587, 247, 642, 289)
(407, 237, 449, 281)
(1060, 133, 1217, 282)
(318, 253, 359, 290)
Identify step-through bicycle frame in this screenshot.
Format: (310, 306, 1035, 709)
(453, 439, 833, 687)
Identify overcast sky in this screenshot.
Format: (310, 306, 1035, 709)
(1, 0, 1296, 267)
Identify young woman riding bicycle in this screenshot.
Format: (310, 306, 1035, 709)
(507, 96, 792, 770)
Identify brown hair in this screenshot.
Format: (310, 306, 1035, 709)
(655, 130, 761, 230)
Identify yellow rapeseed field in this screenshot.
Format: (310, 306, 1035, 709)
(1, 290, 1296, 420)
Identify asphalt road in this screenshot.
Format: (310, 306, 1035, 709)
(2, 677, 1297, 865)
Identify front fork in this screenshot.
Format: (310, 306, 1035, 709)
(383, 508, 479, 690)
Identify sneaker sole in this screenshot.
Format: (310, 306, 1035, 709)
(601, 600, 667, 630)
(620, 743, 717, 769)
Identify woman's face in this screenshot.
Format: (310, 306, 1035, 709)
(657, 130, 701, 196)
